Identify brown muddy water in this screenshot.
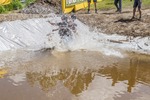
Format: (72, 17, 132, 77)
(0, 50, 150, 100)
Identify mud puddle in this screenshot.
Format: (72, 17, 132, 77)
(0, 50, 150, 100)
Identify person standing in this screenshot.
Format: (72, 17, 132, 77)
(114, 0, 122, 13)
(131, 0, 142, 19)
(87, 0, 98, 14)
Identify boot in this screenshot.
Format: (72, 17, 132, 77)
(95, 9, 98, 14)
(87, 9, 90, 14)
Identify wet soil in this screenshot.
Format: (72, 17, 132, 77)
(0, 0, 60, 22)
(21, 0, 61, 14)
(0, 13, 43, 22)
(0, 2, 150, 37)
(76, 9, 150, 37)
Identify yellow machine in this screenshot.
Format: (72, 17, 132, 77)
(0, 0, 11, 5)
(1, 0, 102, 13)
(62, 0, 102, 13)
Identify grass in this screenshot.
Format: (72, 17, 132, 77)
(0, 0, 36, 14)
(90, 0, 150, 10)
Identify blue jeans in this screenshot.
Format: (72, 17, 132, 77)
(114, 0, 122, 12)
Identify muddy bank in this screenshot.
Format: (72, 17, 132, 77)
(0, 13, 44, 22)
(76, 9, 150, 37)
(21, 0, 61, 14)
(0, 3, 150, 54)
(0, 3, 149, 37)
(0, 0, 60, 22)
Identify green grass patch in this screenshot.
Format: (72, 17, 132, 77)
(90, 0, 150, 10)
(5, 0, 23, 11)
(142, 0, 150, 7)
(0, 6, 6, 13)
(0, 0, 36, 14)
(24, 0, 36, 6)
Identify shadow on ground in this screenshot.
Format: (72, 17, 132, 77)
(114, 18, 140, 23)
(101, 11, 132, 15)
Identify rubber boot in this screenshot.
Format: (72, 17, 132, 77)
(95, 9, 98, 14)
(87, 9, 90, 14)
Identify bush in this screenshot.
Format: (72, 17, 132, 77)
(0, 6, 6, 13)
(11, 0, 23, 10)
(0, 0, 23, 13)
(25, 0, 36, 6)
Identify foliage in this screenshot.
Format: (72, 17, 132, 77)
(0, 0, 36, 13)
(0, 6, 6, 13)
(4, 0, 23, 11)
(24, 0, 36, 6)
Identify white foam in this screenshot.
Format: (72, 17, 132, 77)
(0, 14, 150, 57)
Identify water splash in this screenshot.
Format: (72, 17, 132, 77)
(0, 14, 150, 56)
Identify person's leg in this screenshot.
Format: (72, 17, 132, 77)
(114, 0, 119, 12)
(132, 0, 138, 19)
(138, 8, 141, 19)
(87, 0, 91, 14)
(94, 0, 97, 13)
(119, 0, 122, 13)
(138, 1, 142, 19)
(132, 7, 136, 19)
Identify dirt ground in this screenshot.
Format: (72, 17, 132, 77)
(0, 0, 60, 22)
(0, 3, 150, 37)
(76, 9, 150, 37)
(0, 13, 43, 22)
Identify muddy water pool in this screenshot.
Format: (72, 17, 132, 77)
(0, 50, 150, 100)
